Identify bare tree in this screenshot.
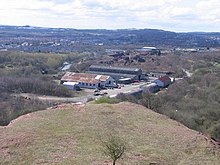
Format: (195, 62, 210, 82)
(102, 135, 126, 165)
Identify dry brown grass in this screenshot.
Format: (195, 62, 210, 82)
(0, 102, 220, 165)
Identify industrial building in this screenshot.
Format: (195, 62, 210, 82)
(87, 65, 143, 83)
(61, 72, 117, 89)
(148, 71, 174, 78)
(136, 47, 161, 55)
(62, 82, 80, 90)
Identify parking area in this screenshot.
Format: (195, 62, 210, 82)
(83, 81, 149, 98)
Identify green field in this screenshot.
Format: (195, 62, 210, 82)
(0, 102, 220, 165)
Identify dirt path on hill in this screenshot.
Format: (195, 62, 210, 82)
(14, 93, 95, 103)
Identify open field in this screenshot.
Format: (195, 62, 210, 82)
(1, 102, 220, 165)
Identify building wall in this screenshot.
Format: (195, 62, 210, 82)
(77, 77, 116, 89)
(78, 82, 98, 89)
(107, 77, 117, 87)
(63, 82, 80, 90)
(154, 80, 164, 87)
(100, 77, 117, 88)
(163, 81, 170, 87)
(61, 72, 117, 89)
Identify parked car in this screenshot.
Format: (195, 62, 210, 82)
(94, 89, 100, 93)
(133, 80, 140, 83)
(94, 92, 100, 96)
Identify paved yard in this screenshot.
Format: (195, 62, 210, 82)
(100, 82, 149, 97)
(15, 82, 149, 103)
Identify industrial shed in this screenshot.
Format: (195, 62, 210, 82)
(61, 72, 117, 89)
(136, 47, 161, 55)
(88, 65, 142, 82)
(62, 82, 80, 90)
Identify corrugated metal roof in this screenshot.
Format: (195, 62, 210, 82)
(89, 65, 141, 72)
(61, 72, 109, 84)
(99, 75, 110, 81)
(87, 71, 136, 79)
(95, 75, 102, 80)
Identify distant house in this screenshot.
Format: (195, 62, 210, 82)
(61, 72, 117, 89)
(154, 75, 171, 88)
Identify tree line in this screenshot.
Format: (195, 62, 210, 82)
(0, 51, 89, 126)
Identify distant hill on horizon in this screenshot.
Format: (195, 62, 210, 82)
(0, 25, 220, 53)
(1, 24, 220, 33)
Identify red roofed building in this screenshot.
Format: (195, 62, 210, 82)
(154, 75, 171, 88)
(61, 72, 117, 89)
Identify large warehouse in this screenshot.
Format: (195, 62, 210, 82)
(61, 72, 117, 89)
(87, 65, 142, 82)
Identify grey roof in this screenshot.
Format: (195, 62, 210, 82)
(87, 71, 137, 80)
(89, 65, 141, 72)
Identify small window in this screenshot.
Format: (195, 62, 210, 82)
(93, 84, 95, 86)
(86, 83, 88, 86)
(90, 84, 92, 86)
(82, 83, 84, 85)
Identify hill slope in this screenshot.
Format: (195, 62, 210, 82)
(0, 102, 220, 165)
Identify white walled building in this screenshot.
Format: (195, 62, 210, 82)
(61, 72, 117, 89)
(63, 82, 80, 90)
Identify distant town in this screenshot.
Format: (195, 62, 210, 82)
(1, 25, 220, 54)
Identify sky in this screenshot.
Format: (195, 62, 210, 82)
(0, 0, 220, 32)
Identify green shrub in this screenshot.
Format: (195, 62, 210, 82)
(0, 97, 49, 126)
(209, 123, 220, 141)
(95, 97, 121, 104)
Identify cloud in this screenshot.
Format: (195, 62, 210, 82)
(0, 0, 219, 31)
(196, 0, 220, 22)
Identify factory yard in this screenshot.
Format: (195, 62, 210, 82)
(15, 81, 151, 104)
(100, 81, 149, 97)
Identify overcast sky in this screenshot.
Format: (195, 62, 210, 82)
(0, 0, 220, 32)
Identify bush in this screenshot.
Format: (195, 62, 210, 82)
(209, 123, 220, 141)
(0, 76, 73, 97)
(0, 97, 49, 126)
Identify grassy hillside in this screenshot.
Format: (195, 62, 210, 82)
(0, 102, 220, 165)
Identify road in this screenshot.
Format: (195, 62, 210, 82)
(100, 81, 149, 97)
(15, 93, 94, 103)
(15, 82, 149, 103)
(182, 68, 193, 77)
